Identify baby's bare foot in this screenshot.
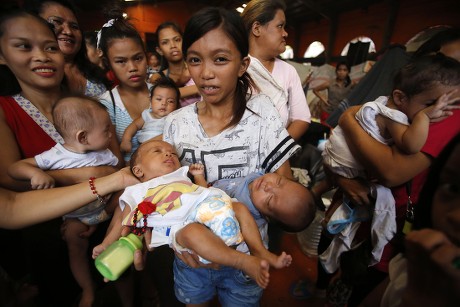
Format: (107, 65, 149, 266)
(265, 251, 292, 269)
(276, 251, 292, 268)
(241, 256, 270, 288)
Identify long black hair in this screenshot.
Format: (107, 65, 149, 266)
(182, 7, 257, 129)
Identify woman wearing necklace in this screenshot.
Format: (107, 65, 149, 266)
(0, 10, 123, 306)
(149, 21, 201, 107)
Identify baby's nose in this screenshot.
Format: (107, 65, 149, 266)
(264, 182, 274, 192)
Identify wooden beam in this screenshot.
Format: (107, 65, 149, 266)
(382, 0, 399, 51)
(326, 13, 338, 63)
(300, 0, 331, 20)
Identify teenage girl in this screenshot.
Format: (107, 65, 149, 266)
(160, 7, 299, 306)
(313, 61, 356, 123)
(97, 8, 151, 164)
(149, 21, 201, 107)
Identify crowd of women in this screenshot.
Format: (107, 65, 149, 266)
(0, 0, 459, 306)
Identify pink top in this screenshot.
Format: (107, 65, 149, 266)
(179, 78, 201, 107)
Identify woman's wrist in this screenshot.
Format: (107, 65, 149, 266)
(92, 170, 125, 196)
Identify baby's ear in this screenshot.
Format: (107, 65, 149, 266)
(392, 89, 408, 106)
(131, 165, 143, 179)
(76, 130, 88, 145)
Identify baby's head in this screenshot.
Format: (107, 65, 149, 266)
(392, 53, 460, 121)
(130, 140, 181, 182)
(248, 173, 316, 232)
(53, 95, 112, 151)
(149, 77, 180, 119)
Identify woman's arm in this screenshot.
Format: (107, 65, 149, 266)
(287, 120, 309, 141)
(275, 160, 293, 179)
(312, 81, 329, 105)
(339, 107, 431, 186)
(0, 168, 138, 229)
(46, 166, 119, 187)
(179, 84, 199, 99)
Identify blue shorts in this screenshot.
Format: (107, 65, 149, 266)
(173, 257, 263, 306)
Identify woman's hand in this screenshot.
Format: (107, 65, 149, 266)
(118, 167, 140, 189)
(175, 250, 220, 269)
(336, 175, 372, 206)
(403, 229, 460, 307)
(119, 225, 151, 271)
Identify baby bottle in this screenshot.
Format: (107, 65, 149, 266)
(95, 233, 143, 281)
(317, 132, 328, 151)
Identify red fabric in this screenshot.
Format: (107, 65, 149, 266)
(320, 110, 330, 124)
(0, 96, 55, 158)
(106, 70, 119, 88)
(375, 110, 460, 272)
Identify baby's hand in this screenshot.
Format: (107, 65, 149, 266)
(92, 244, 106, 259)
(189, 163, 205, 176)
(120, 140, 132, 153)
(31, 172, 55, 190)
(422, 89, 460, 122)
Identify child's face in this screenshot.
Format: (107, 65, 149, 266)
(432, 143, 460, 246)
(132, 140, 181, 181)
(249, 173, 305, 221)
(107, 37, 147, 88)
(157, 27, 183, 62)
(0, 16, 64, 92)
(336, 65, 349, 80)
(399, 84, 459, 121)
(85, 108, 112, 151)
(186, 28, 249, 106)
(39, 2, 82, 59)
(150, 87, 177, 118)
(149, 54, 160, 67)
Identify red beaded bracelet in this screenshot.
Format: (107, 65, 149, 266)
(89, 177, 105, 205)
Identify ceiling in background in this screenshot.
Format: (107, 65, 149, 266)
(3, 0, 386, 26)
(120, 0, 386, 25)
